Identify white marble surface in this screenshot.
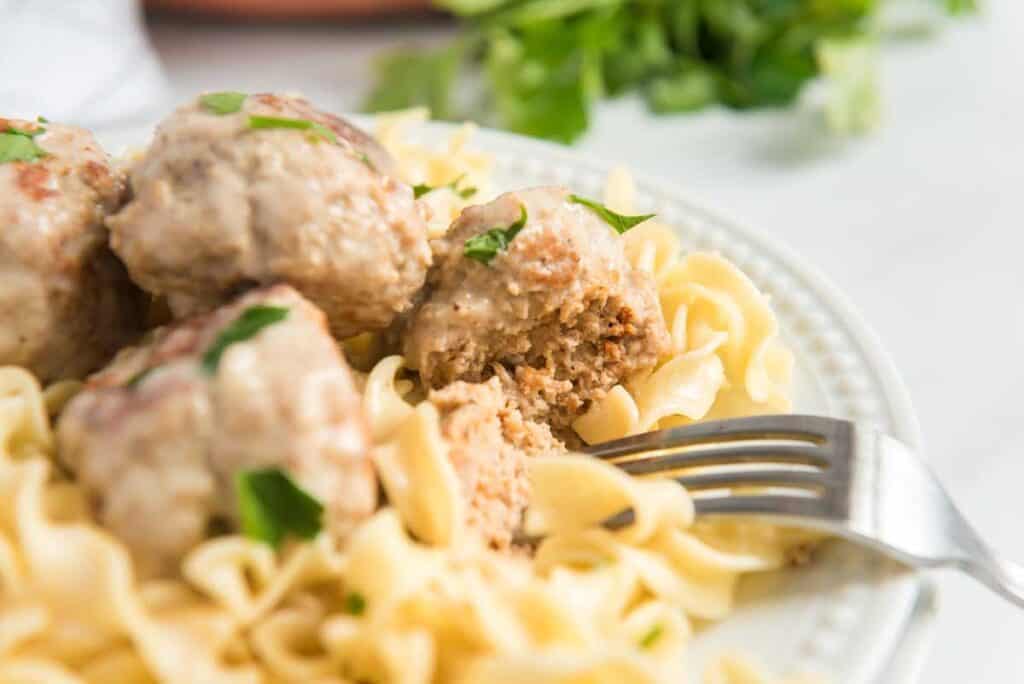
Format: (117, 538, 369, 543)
(136, 5, 1021, 681)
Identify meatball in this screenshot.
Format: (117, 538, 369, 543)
(429, 377, 564, 549)
(107, 93, 431, 339)
(0, 118, 144, 382)
(57, 285, 375, 576)
(405, 186, 670, 431)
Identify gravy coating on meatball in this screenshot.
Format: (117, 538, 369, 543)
(429, 377, 564, 550)
(405, 186, 670, 431)
(107, 93, 431, 339)
(0, 118, 144, 381)
(57, 285, 375, 576)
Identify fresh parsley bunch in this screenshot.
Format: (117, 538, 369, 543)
(364, 0, 973, 143)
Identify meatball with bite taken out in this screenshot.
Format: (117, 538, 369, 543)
(405, 186, 670, 432)
(107, 92, 430, 339)
(428, 376, 564, 550)
(57, 284, 375, 576)
(0, 118, 145, 382)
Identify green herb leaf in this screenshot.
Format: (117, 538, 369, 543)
(944, 0, 976, 15)
(569, 194, 653, 234)
(357, 151, 376, 171)
(816, 37, 880, 135)
(0, 132, 47, 163)
(366, 0, 953, 143)
(343, 592, 367, 615)
(201, 305, 289, 375)
(7, 124, 45, 138)
(464, 204, 528, 264)
(37, 115, 49, 124)
(362, 44, 464, 121)
(645, 62, 718, 114)
(201, 91, 248, 115)
(125, 367, 156, 389)
(412, 175, 478, 200)
(639, 623, 663, 649)
(484, 26, 590, 143)
(248, 115, 338, 144)
(236, 468, 323, 549)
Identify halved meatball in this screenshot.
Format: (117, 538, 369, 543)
(405, 186, 670, 431)
(57, 285, 375, 576)
(0, 118, 144, 382)
(429, 377, 563, 550)
(107, 93, 431, 339)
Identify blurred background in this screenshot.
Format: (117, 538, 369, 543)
(1, 0, 1021, 681)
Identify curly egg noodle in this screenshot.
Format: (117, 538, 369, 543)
(0, 114, 817, 684)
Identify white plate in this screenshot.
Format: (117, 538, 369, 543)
(99, 120, 934, 684)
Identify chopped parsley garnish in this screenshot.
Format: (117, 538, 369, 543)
(125, 367, 156, 389)
(413, 174, 477, 200)
(248, 115, 338, 144)
(7, 123, 45, 138)
(357, 151, 375, 171)
(569, 195, 653, 235)
(463, 204, 528, 265)
(36, 115, 49, 124)
(0, 128, 47, 163)
(235, 468, 323, 549)
(639, 624, 663, 649)
(343, 592, 367, 615)
(363, 2, 972, 144)
(201, 305, 289, 375)
(201, 91, 248, 115)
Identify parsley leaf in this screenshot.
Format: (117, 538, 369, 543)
(201, 91, 248, 115)
(7, 124, 45, 138)
(125, 367, 156, 389)
(363, 43, 464, 120)
(365, 0, 967, 143)
(358, 151, 375, 171)
(569, 194, 654, 234)
(235, 468, 323, 549)
(343, 592, 367, 615)
(412, 175, 478, 200)
(0, 132, 47, 164)
(201, 305, 289, 375)
(816, 37, 880, 135)
(464, 204, 528, 264)
(639, 623, 663, 649)
(248, 115, 338, 144)
(37, 115, 49, 124)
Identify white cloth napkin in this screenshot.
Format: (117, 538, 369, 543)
(0, 0, 168, 129)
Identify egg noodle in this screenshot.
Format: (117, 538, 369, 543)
(0, 113, 819, 684)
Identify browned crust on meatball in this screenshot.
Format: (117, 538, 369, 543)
(15, 164, 57, 201)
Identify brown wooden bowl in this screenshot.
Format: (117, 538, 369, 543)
(145, 0, 434, 19)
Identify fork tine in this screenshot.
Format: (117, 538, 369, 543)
(692, 493, 832, 518)
(615, 443, 832, 475)
(674, 468, 828, 492)
(583, 414, 842, 460)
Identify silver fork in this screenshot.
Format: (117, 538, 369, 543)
(575, 414, 1024, 609)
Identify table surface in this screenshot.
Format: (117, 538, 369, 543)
(140, 5, 1023, 681)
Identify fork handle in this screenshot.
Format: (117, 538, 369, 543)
(962, 553, 1024, 609)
